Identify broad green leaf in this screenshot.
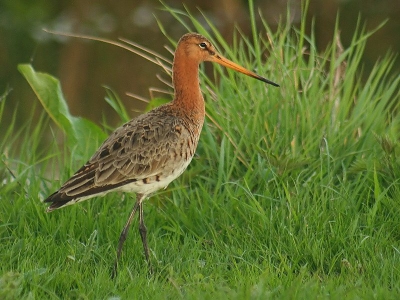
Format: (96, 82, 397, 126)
(18, 64, 107, 156)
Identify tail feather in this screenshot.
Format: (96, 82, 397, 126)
(44, 178, 138, 212)
(44, 190, 77, 212)
(46, 199, 72, 212)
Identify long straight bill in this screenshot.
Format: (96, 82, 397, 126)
(211, 54, 279, 87)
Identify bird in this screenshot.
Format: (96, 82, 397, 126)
(44, 33, 279, 277)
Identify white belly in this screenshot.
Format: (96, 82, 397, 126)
(119, 157, 192, 195)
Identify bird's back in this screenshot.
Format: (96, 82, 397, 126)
(45, 103, 203, 211)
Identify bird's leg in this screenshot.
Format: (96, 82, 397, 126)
(139, 201, 153, 273)
(112, 195, 142, 278)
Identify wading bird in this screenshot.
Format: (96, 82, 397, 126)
(44, 33, 279, 277)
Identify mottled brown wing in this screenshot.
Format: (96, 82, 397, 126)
(44, 108, 190, 209)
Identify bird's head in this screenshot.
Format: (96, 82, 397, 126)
(176, 33, 279, 87)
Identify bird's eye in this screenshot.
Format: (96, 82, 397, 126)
(199, 42, 207, 49)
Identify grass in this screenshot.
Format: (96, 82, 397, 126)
(1, 1, 400, 298)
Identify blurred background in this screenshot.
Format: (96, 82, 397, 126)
(0, 0, 399, 131)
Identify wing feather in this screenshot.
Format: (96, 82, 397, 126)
(45, 105, 193, 210)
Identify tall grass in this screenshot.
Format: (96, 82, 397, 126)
(1, 1, 399, 299)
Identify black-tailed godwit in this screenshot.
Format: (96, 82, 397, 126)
(44, 33, 279, 277)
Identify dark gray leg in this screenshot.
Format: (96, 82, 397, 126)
(139, 201, 152, 273)
(112, 194, 144, 278)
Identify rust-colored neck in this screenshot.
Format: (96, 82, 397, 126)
(171, 49, 205, 123)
